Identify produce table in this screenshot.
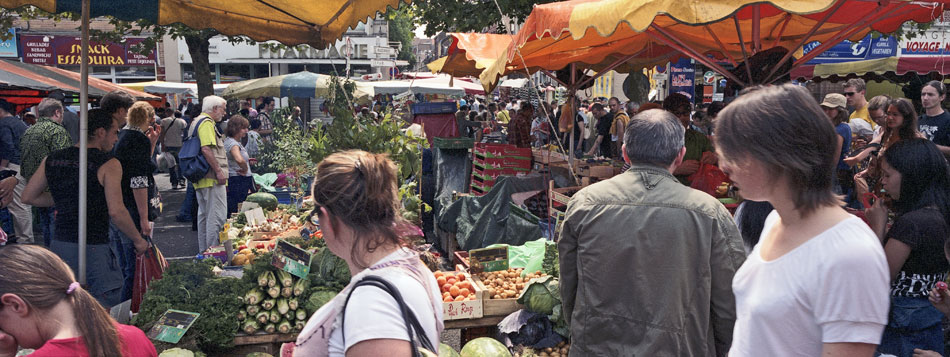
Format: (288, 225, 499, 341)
(229, 333, 297, 356)
(444, 315, 506, 329)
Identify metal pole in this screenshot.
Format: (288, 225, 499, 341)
(78, 0, 90, 284)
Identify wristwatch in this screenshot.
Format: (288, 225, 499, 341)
(0, 169, 16, 180)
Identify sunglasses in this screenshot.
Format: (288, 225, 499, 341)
(843, 92, 856, 97)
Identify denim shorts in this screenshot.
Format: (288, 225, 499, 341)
(49, 239, 124, 309)
(878, 295, 945, 356)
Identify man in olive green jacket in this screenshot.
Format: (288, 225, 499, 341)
(559, 109, 746, 356)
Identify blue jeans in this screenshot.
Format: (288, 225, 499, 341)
(878, 296, 945, 356)
(49, 239, 123, 308)
(177, 182, 196, 220)
(36, 207, 55, 247)
(108, 223, 137, 303)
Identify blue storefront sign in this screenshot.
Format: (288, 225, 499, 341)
(669, 57, 695, 102)
(0, 28, 17, 58)
(803, 34, 897, 64)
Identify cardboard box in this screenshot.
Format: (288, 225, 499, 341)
(441, 272, 485, 321)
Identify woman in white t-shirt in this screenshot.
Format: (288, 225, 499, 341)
(715, 84, 891, 356)
(290, 150, 442, 357)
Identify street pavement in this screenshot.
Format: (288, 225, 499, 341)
(152, 172, 199, 259)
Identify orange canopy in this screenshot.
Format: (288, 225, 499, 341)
(480, 0, 948, 89)
(427, 33, 512, 78)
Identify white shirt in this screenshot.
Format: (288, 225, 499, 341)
(729, 212, 890, 356)
(327, 249, 442, 356)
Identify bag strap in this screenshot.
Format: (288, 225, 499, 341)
(188, 117, 210, 140)
(341, 275, 435, 356)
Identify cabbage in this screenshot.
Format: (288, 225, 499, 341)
(517, 276, 559, 315)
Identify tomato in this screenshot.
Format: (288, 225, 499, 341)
(238, 245, 247, 251)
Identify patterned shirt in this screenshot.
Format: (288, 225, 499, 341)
(19, 117, 72, 180)
(258, 112, 273, 136)
(508, 114, 533, 148)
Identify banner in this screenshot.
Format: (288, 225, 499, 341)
(669, 58, 695, 103)
(20, 34, 156, 66)
(803, 34, 897, 64)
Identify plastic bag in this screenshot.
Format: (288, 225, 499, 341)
(131, 238, 168, 313)
(688, 164, 730, 197)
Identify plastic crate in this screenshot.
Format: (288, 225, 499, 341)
(472, 166, 524, 180)
(411, 101, 457, 115)
(473, 143, 532, 159)
(271, 188, 297, 205)
(433, 137, 475, 149)
(473, 156, 532, 170)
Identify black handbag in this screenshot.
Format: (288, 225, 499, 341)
(342, 275, 436, 356)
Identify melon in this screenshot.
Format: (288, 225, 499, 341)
(460, 337, 511, 357)
(440, 343, 461, 357)
(245, 192, 279, 210)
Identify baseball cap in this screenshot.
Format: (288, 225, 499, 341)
(820, 93, 847, 110)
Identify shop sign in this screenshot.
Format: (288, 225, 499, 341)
(20, 34, 156, 66)
(668, 57, 695, 102)
(803, 34, 897, 64)
(0, 28, 17, 58)
(899, 28, 950, 56)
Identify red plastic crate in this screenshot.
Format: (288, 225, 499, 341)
(473, 156, 532, 170)
(474, 143, 532, 159)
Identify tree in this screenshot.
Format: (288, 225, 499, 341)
(387, 5, 416, 69)
(91, 20, 251, 100)
(0, 7, 249, 100)
(412, 0, 557, 36)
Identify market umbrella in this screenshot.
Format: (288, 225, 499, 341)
(479, 0, 947, 89)
(426, 33, 513, 78)
(221, 71, 373, 102)
(0, 59, 159, 100)
(791, 56, 950, 81)
(368, 79, 467, 96)
(120, 80, 229, 96)
(2, 0, 409, 47)
(0, 0, 408, 284)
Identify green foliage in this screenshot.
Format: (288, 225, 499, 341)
(387, 4, 417, 69)
(133, 260, 250, 353)
(411, 0, 558, 37)
(542, 242, 559, 278)
(257, 105, 313, 175)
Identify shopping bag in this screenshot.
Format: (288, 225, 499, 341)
(131, 237, 169, 313)
(688, 164, 730, 197)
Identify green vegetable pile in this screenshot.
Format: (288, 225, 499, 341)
(239, 247, 351, 335)
(133, 259, 249, 353)
(517, 276, 568, 338)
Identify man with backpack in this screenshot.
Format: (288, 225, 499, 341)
(182, 96, 229, 254)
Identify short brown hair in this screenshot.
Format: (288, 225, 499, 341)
(312, 150, 405, 268)
(226, 114, 249, 137)
(715, 84, 840, 217)
(845, 78, 866, 93)
(868, 95, 891, 112)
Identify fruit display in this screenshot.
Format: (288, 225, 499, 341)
(476, 268, 547, 300)
(435, 271, 477, 302)
(514, 342, 571, 357)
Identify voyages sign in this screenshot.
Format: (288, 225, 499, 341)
(20, 35, 156, 66)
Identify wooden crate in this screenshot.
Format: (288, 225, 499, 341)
(471, 274, 524, 317)
(441, 272, 485, 320)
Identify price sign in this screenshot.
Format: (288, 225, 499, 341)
(146, 310, 200, 344)
(469, 246, 509, 273)
(271, 239, 313, 279)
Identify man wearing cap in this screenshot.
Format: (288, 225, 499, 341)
(0, 98, 33, 244)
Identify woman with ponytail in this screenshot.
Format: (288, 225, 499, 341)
(0, 245, 157, 357)
(292, 150, 442, 356)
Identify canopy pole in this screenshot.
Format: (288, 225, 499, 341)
(781, 2, 912, 77)
(703, 25, 738, 67)
(645, 27, 748, 87)
(769, 14, 793, 50)
(569, 63, 576, 175)
(751, 4, 761, 53)
(540, 70, 569, 88)
(761, 0, 850, 83)
(732, 16, 754, 84)
(78, 0, 90, 284)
